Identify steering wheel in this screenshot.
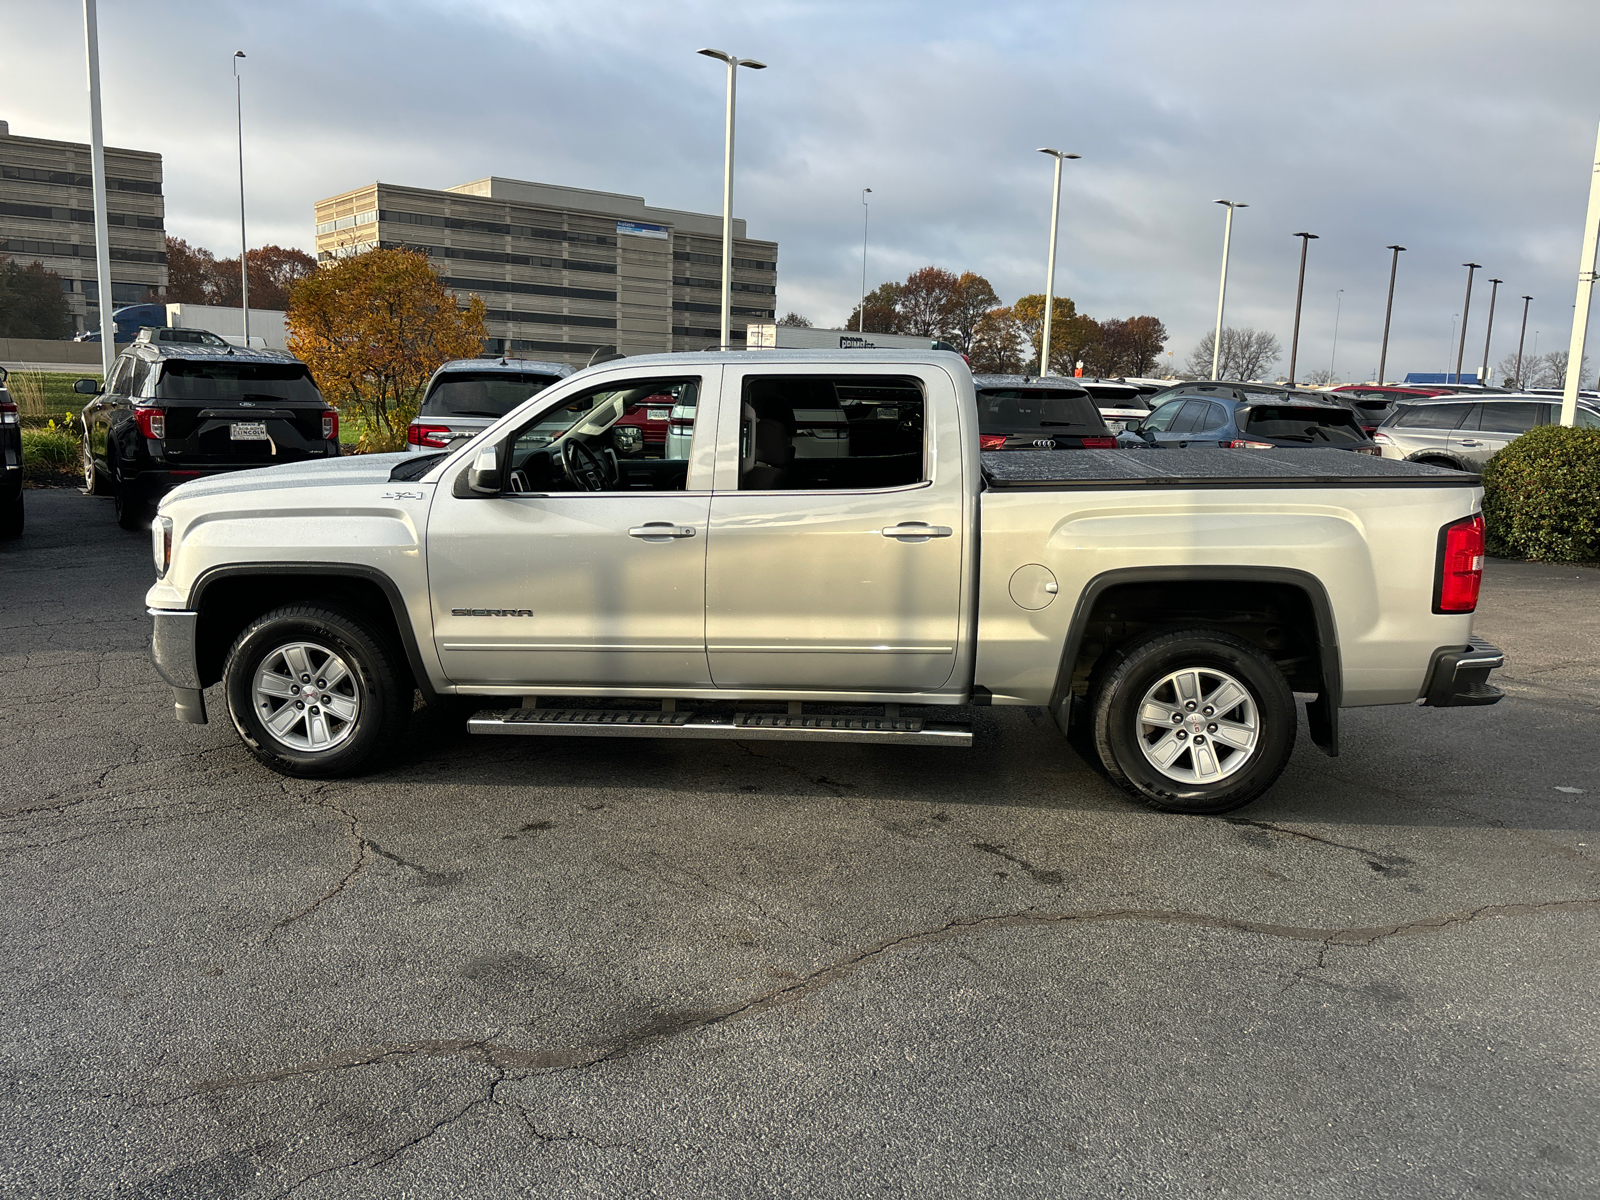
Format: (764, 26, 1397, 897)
(562, 439, 610, 491)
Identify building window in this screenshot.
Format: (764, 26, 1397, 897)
(313, 209, 377, 236)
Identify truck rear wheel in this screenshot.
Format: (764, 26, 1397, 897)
(1091, 627, 1296, 814)
(223, 605, 411, 778)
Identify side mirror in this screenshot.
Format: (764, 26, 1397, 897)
(466, 445, 501, 494)
(74, 378, 103, 396)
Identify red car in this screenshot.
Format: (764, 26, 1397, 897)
(612, 392, 679, 455)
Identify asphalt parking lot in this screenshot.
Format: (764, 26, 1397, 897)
(2, 487, 1597, 1199)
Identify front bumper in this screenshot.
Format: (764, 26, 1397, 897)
(1418, 637, 1505, 707)
(148, 608, 207, 724)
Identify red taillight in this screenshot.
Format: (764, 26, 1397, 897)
(134, 406, 165, 439)
(1435, 514, 1486, 614)
(979, 434, 1008, 450)
(0, 401, 18, 426)
(1081, 436, 1117, 448)
(1226, 439, 1275, 449)
(322, 411, 338, 440)
(408, 422, 452, 449)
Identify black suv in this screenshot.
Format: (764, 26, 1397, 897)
(972, 374, 1118, 450)
(78, 341, 339, 530)
(1, 366, 22, 539)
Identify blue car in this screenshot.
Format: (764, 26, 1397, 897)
(1129, 385, 1378, 453)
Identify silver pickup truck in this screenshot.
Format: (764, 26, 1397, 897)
(146, 350, 1503, 814)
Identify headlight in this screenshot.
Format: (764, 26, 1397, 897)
(152, 516, 173, 576)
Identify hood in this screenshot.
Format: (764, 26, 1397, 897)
(160, 452, 413, 507)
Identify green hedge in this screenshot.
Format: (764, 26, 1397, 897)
(1481, 424, 1600, 562)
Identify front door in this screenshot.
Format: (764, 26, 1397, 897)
(703, 366, 967, 693)
(427, 369, 719, 689)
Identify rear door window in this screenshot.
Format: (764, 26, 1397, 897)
(420, 371, 564, 419)
(1393, 402, 1472, 430)
(1244, 406, 1366, 444)
(1476, 402, 1546, 434)
(1168, 400, 1211, 434)
(1142, 400, 1186, 432)
(739, 375, 925, 491)
(156, 361, 323, 404)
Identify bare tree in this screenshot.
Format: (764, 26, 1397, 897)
(1184, 328, 1282, 381)
(776, 312, 812, 328)
(1301, 367, 1337, 386)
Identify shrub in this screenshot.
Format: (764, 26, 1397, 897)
(21, 423, 79, 472)
(1481, 423, 1600, 562)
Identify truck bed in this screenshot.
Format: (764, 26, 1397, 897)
(980, 448, 1477, 490)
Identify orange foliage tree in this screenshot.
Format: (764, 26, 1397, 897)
(287, 249, 485, 450)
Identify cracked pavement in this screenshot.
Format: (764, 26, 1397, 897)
(2, 489, 1598, 1198)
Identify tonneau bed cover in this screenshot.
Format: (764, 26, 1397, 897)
(981, 448, 1478, 490)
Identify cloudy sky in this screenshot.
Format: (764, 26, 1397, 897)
(4, 0, 1598, 380)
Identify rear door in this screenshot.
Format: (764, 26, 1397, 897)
(702, 364, 967, 692)
(1451, 400, 1547, 468)
(1392, 401, 1473, 460)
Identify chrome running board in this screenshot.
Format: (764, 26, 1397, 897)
(467, 707, 972, 747)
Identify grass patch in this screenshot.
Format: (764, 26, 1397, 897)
(7, 370, 100, 428)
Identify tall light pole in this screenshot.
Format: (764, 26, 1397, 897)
(82, 0, 114, 376)
(1479, 278, 1503, 387)
(233, 51, 249, 345)
(1287, 232, 1318, 386)
(1454, 262, 1481, 384)
(1378, 244, 1405, 385)
(858, 187, 871, 332)
(1514, 295, 1533, 389)
(1329, 288, 1345, 381)
(698, 48, 766, 350)
(1037, 149, 1080, 375)
(1211, 200, 1247, 379)
(1559, 115, 1600, 426)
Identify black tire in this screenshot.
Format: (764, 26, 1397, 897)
(82, 438, 106, 496)
(223, 604, 411, 778)
(113, 460, 150, 531)
(1091, 627, 1296, 815)
(0, 491, 22, 540)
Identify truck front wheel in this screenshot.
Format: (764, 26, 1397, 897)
(1091, 628, 1296, 814)
(223, 605, 411, 778)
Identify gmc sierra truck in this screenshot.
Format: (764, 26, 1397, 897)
(145, 350, 1504, 814)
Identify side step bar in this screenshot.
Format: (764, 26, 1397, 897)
(468, 707, 973, 747)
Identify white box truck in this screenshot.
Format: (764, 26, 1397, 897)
(164, 304, 289, 350)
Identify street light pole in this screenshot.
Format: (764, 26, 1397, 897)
(1287, 232, 1318, 386)
(1378, 244, 1406, 385)
(697, 48, 767, 350)
(233, 51, 249, 345)
(858, 187, 871, 332)
(1559, 114, 1600, 426)
(82, 0, 115, 376)
(1037, 149, 1079, 375)
(1212, 200, 1247, 379)
(1454, 262, 1481, 384)
(1330, 288, 1345, 381)
(1514, 295, 1533, 389)
(1479, 278, 1503, 387)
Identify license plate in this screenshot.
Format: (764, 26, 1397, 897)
(1106, 420, 1125, 433)
(647, 408, 670, 421)
(230, 422, 270, 441)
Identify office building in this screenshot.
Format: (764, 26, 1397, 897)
(0, 120, 167, 333)
(313, 176, 777, 366)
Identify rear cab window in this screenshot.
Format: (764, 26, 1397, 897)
(420, 370, 564, 419)
(1243, 405, 1366, 443)
(739, 375, 926, 491)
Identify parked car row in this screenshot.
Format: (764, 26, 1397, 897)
(1, 366, 22, 539)
(1375, 393, 1600, 470)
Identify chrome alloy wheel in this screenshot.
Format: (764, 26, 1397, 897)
(252, 641, 361, 752)
(1136, 666, 1260, 784)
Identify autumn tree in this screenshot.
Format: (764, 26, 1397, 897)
(0, 257, 74, 339)
(897, 266, 961, 337)
(846, 282, 905, 334)
(968, 307, 1026, 373)
(164, 237, 216, 304)
(1011, 293, 1087, 373)
(164, 237, 316, 310)
(776, 311, 812, 327)
(943, 272, 999, 354)
(287, 248, 486, 450)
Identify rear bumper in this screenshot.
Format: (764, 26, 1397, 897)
(1418, 637, 1505, 707)
(148, 608, 207, 724)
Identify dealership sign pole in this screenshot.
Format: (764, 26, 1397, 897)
(82, 0, 115, 376)
(1560, 116, 1600, 427)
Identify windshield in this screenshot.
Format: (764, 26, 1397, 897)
(420, 371, 564, 419)
(156, 360, 322, 404)
(1244, 406, 1366, 443)
(978, 388, 1106, 434)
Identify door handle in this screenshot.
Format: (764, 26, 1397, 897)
(628, 522, 696, 540)
(879, 522, 953, 541)
(1456, 439, 1484, 447)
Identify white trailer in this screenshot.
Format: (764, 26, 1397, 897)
(164, 304, 289, 350)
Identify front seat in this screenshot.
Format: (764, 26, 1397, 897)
(740, 402, 794, 489)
